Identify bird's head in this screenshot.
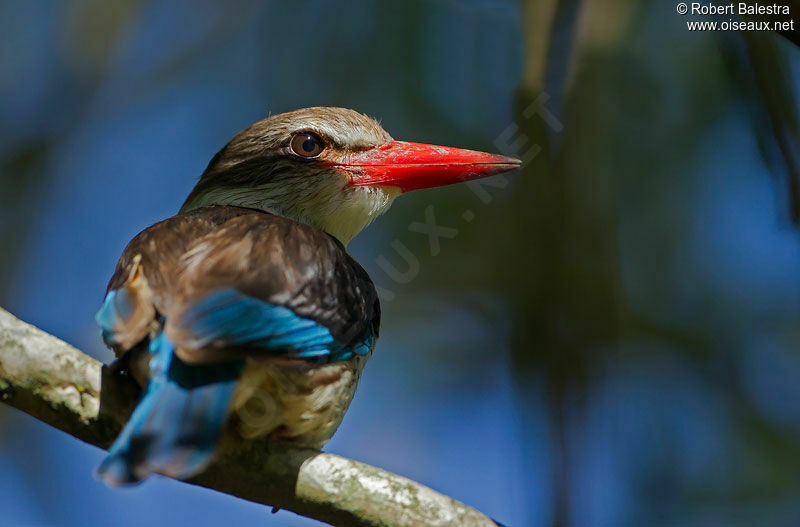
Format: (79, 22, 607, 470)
(181, 107, 521, 245)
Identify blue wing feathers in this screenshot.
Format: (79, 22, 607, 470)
(97, 287, 373, 484)
(95, 289, 132, 340)
(97, 334, 242, 485)
(177, 288, 363, 358)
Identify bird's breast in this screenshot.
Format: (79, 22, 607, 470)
(229, 354, 369, 448)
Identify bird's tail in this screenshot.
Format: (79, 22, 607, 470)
(97, 333, 243, 485)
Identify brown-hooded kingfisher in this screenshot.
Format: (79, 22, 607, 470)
(95, 107, 521, 484)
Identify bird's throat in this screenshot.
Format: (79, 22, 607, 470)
(180, 184, 400, 246)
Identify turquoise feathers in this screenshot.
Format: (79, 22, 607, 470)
(96, 280, 375, 484)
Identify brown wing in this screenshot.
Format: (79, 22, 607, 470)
(99, 206, 379, 364)
(99, 206, 254, 354)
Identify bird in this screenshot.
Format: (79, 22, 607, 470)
(95, 106, 521, 485)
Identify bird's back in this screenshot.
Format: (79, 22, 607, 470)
(96, 206, 379, 483)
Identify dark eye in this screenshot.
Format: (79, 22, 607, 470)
(290, 132, 325, 158)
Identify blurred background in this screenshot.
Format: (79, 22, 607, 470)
(1, 1, 799, 526)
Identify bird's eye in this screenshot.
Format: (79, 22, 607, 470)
(290, 132, 325, 158)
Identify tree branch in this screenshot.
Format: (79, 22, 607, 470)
(0, 307, 498, 527)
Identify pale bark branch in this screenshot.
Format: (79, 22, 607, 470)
(0, 307, 498, 527)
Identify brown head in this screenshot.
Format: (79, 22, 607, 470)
(181, 107, 520, 244)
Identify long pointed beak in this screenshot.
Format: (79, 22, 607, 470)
(326, 141, 522, 192)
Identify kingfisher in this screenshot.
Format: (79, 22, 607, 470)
(95, 107, 520, 485)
